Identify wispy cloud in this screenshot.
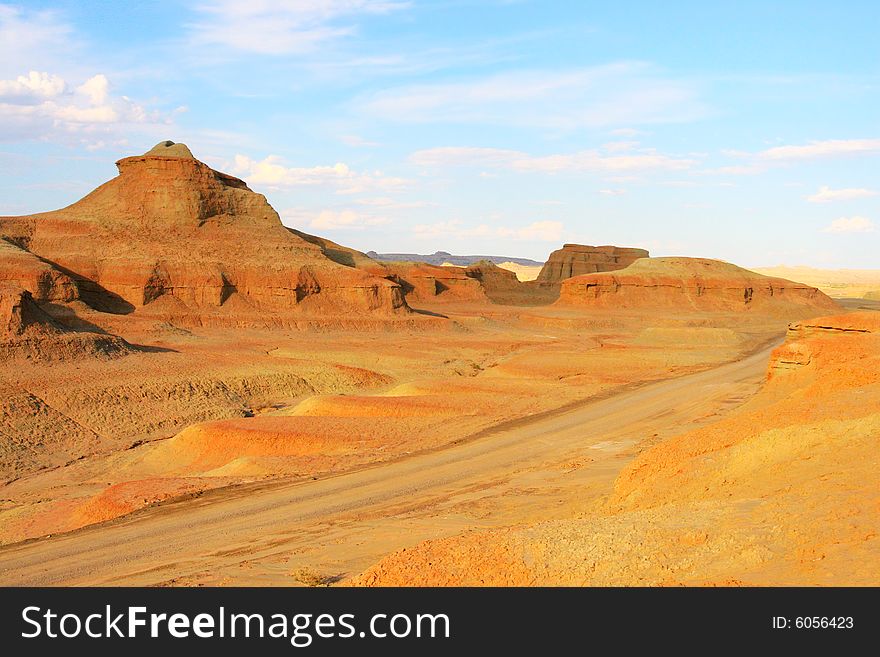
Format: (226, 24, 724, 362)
(411, 144, 695, 174)
(413, 219, 563, 242)
(0, 5, 78, 77)
(358, 62, 707, 129)
(821, 216, 876, 234)
(705, 138, 880, 176)
(189, 0, 410, 55)
(598, 189, 627, 196)
(283, 207, 390, 231)
(807, 185, 877, 203)
(232, 154, 408, 194)
(340, 134, 381, 147)
(356, 196, 432, 209)
(759, 139, 880, 161)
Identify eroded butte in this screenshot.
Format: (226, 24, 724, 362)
(0, 141, 874, 588)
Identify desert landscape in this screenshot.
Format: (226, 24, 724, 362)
(0, 142, 875, 587)
(1, 4, 878, 600)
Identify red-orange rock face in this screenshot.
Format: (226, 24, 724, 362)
(536, 243, 649, 283)
(369, 261, 487, 303)
(0, 239, 78, 302)
(557, 257, 839, 315)
(0, 143, 407, 320)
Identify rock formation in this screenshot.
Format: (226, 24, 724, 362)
(557, 257, 839, 314)
(288, 229, 486, 304)
(536, 244, 649, 283)
(0, 284, 129, 361)
(0, 141, 406, 323)
(464, 260, 555, 305)
(376, 261, 486, 304)
(0, 239, 78, 302)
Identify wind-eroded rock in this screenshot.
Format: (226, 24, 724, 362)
(0, 142, 406, 321)
(0, 239, 78, 302)
(464, 260, 556, 305)
(0, 284, 129, 361)
(557, 257, 839, 314)
(536, 244, 649, 283)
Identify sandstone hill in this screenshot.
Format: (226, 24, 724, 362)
(0, 142, 407, 325)
(536, 243, 649, 283)
(754, 265, 880, 299)
(557, 257, 838, 314)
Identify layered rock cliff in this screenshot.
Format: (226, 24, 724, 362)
(557, 257, 838, 314)
(536, 244, 649, 283)
(0, 142, 407, 322)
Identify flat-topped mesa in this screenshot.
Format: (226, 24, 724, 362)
(0, 142, 407, 319)
(536, 243, 649, 283)
(556, 257, 839, 315)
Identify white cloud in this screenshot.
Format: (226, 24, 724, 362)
(358, 63, 706, 129)
(0, 70, 65, 100)
(76, 74, 109, 106)
(410, 144, 694, 174)
(190, 0, 410, 55)
(232, 154, 408, 194)
(283, 207, 390, 231)
(705, 139, 880, 177)
(759, 139, 880, 161)
(821, 216, 876, 234)
(413, 219, 563, 242)
(598, 189, 626, 196)
(0, 70, 166, 142)
(807, 186, 877, 203)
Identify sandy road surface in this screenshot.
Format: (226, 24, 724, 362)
(0, 345, 776, 586)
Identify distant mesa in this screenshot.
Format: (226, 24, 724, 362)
(556, 257, 839, 314)
(536, 243, 649, 284)
(366, 250, 544, 268)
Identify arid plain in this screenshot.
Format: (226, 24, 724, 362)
(0, 143, 877, 586)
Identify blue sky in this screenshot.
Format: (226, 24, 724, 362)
(1, 1, 878, 266)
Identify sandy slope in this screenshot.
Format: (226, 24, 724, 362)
(754, 265, 880, 298)
(354, 311, 880, 586)
(0, 341, 774, 586)
(491, 262, 542, 282)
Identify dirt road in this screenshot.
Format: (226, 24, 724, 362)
(0, 345, 775, 586)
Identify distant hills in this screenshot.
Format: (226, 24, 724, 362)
(366, 250, 544, 267)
